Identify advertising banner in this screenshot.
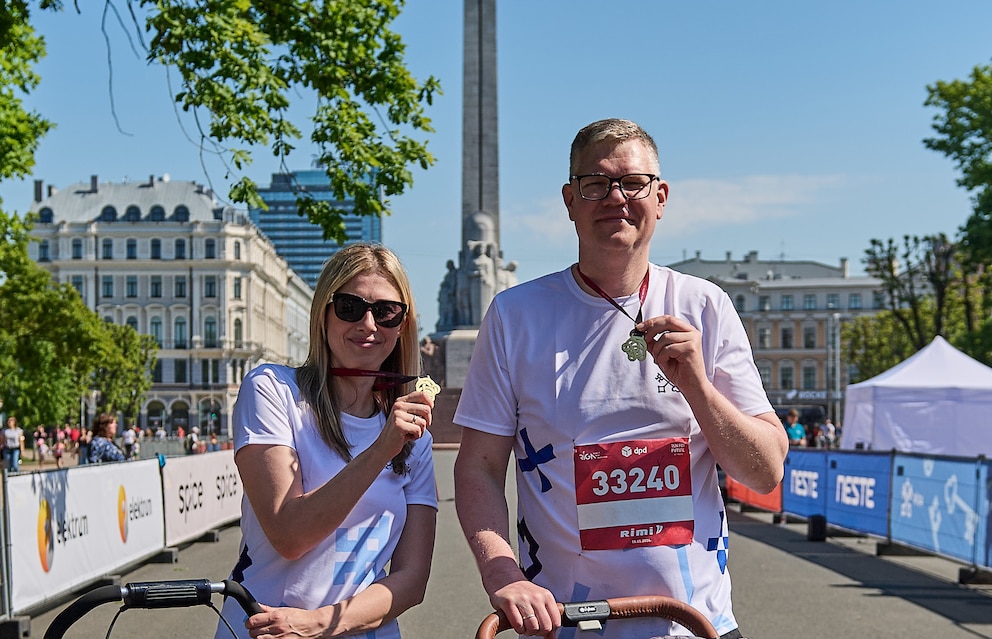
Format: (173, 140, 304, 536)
(161, 450, 242, 547)
(725, 475, 781, 513)
(889, 454, 986, 565)
(782, 448, 828, 518)
(824, 451, 891, 537)
(8, 459, 164, 613)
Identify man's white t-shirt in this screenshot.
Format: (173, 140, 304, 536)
(217, 364, 437, 639)
(455, 265, 772, 638)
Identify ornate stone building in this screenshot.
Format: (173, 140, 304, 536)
(28, 175, 312, 436)
(668, 250, 884, 424)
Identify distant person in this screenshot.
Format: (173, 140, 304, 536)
(76, 427, 91, 465)
(184, 427, 199, 454)
(785, 409, 807, 446)
(820, 418, 837, 449)
(216, 243, 437, 639)
(122, 424, 138, 459)
(88, 413, 127, 464)
(52, 430, 66, 468)
(3, 416, 25, 472)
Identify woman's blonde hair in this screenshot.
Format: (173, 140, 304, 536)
(296, 243, 420, 471)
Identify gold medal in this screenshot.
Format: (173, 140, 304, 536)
(622, 331, 648, 362)
(415, 376, 441, 400)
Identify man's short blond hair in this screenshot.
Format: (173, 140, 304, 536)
(569, 118, 660, 176)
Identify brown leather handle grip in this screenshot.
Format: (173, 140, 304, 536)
(474, 595, 719, 639)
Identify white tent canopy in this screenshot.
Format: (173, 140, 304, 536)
(841, 335, 992, 457)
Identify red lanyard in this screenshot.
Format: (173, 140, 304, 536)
(576, 267, 650, 328)
(329, 368, 417, 391)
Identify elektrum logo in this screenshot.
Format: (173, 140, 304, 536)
(118, 485, 128, 543)
(37, 498, 55, 572)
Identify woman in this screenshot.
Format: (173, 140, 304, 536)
(88, 413, 127, 464)
(3, 416, 25, 472)
(217, 243, 437, 639)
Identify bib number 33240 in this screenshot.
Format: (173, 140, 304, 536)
(574, 438, 693, 550)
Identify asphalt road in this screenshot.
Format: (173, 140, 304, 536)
(27, 448, 992, 639)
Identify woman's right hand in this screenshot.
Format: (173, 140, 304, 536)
(377, 389, 435, 456)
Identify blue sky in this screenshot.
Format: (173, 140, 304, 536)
(2, 1, 990, 333)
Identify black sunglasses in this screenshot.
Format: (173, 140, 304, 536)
(329, 292, 408, 328)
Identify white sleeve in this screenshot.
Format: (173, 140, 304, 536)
(232, 366, 299, 451)
(452, 299, 518, 437)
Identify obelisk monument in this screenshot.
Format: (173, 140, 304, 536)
(429, 0, 517, 390)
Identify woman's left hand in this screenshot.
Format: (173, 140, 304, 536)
(246, 604, 325, 638)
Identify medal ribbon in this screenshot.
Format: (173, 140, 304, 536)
(329, 368, 418, 391)
(576, 267, 650, 327)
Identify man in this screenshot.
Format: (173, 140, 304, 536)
(453, 119, 788, 639)
(785, 409, 807, 446)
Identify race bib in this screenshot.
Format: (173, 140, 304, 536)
(574, 438, 693, 550)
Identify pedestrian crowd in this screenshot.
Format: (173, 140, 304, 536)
(1, 415, 225, 473)
(782, 409, 841, 448)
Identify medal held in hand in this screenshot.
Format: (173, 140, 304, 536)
(622, 329, 648, 361)
(577, 267, 650, 363)
(415, 376, 441, 400)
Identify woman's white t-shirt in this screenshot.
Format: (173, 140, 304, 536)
(217, 364, 437, 639)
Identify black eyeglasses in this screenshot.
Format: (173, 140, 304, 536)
(329, 292, 408, 328)
(570, 173, 659, 201)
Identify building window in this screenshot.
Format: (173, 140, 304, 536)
(849, 293, 862, 310)
(781, 295, 794, 311)
(758, 327, 771, 350)
(233, 277, 242, 300)
(126, 276, 138, 298)
(39, 207, 54, 224)
(781, 327, 793, 349)
(150, 317, 162, 346)
(125, 205, 141, 221)
(734, 294, 745, 312)
(803, 326, 816, 349)
(174, 358, 187, 383)
(100, 206, 117, 222)
(234, 318, 243, 348)
(212, 359, 220, 384)
(175, 276, 186, 298)
(72, 238, 83, 259)
(827, 293, 839, 309)
(101, 238, 113, 259)
(151, 276, 162, 298)
(152, 360, 162, 383)
(201, 359, 209, 385)
(175, 239, 186, 259)
(802, 365, 817, 390)
(759, 295, 770, 311)
(175, 317, 187, 349)
(757, 362, 772, 388)
(174, 205, 190, 222)
(150, 205, 166, 221)
(872, 292, 885, 309)
(803, 294, 816, 310)
(126, 316, 138, 331)
(102, 275, 114, 298)
(234, 241, 241, 260)
(151, 239, 162, 259)
(38, 240, 50, 261)
(204, 317, 218, 347)
(127, 239, 137, 259)
(205, 238, 216, 259)
(204, 276, 217, 298)
(71, 275, 84, 296)
(779, 365, 794, 390)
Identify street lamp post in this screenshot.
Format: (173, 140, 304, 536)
(831, 313, 842, 422)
